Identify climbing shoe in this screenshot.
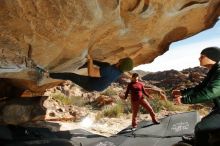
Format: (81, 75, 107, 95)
(36, 66, 46, 75)
(35, 66, 49, 82)
(152, 119, 160, 124)
(181, 135, 194, 145)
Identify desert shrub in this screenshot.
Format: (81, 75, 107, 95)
(142, 94, 183, 113)
(103, 103, 124, 117)
(95, 101, 128, 119)
(51, 93, 73, 105)
(51, 92, 85, 106)
(71, 96, 86, 107)
(102, 88, 118, 96)
(158, 100, 183, 111)
(122, 100, 132, 114)
(95, 112, 103, 121)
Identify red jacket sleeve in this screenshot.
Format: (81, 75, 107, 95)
(125, 83, 131, 99)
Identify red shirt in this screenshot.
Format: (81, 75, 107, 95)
(125, 81, 149, 101)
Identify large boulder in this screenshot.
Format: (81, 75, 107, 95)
(0, 0, 220, 94)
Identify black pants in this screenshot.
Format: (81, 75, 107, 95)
(49, 72, 106, 92)
(194, 110, 220, 146)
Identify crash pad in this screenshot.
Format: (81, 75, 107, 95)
(0, 111, 200, 146)
(91, 111, 200, 146)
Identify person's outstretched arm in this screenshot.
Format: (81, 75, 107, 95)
(87, 55, 101, 77)
(142, 85, 153, 99)
(124, 84, 131, 99)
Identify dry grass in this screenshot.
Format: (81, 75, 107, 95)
(101, 87, 118, 96)
(95, 94, 191, 120)
(147, 94, 187, 113)
(71, 95, 87, 107)
(95, 101, 125, 120)
(51, 92, 86, 106)
(51, 93, 73, 105)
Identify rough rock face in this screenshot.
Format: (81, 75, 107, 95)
(0, 97, 46, 124)
(0, 0, 220, 94)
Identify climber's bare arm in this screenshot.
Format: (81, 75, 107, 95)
(87, 55, 101, 77)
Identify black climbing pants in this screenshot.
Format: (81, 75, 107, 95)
(194, 109, 220, 146)
(49, 72, 106, 92)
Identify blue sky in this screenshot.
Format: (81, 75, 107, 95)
(134, 19, 220, 72)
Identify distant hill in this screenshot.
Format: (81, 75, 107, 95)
(131, 70, 150, 77)
(142, 66, 208, 92)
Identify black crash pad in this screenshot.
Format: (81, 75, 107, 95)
(0, 111, 200, 146)
(90, 111, 200, 146)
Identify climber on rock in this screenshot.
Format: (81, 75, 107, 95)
(37, 44, 143, 92)
(37, 55, 134, 92)
(47, 55, 133, 92)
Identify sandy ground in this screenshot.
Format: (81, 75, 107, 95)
(42, 110, 178, 137)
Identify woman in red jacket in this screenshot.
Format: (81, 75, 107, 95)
(122, 73, 160, 129)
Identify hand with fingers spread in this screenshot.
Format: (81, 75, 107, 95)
(172, 89, 182, 105)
